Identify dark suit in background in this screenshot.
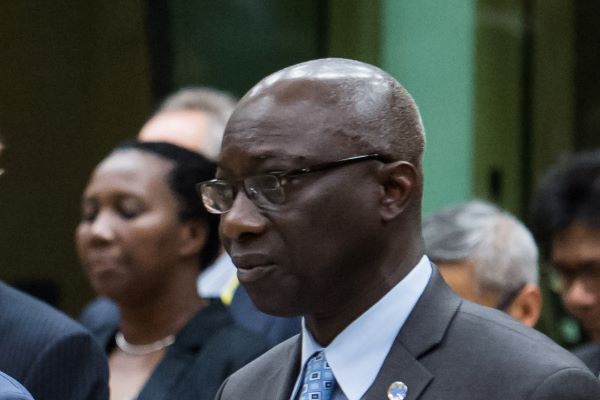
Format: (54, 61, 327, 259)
(229, 285, 300, 347)
(0, 282, 108, 400)
(80, 288, 300, 349)
(89, 299, 268, 400)
(78, 296, 119, 344)
(0, 372, 33, 400)
(217, 270, 600, 400)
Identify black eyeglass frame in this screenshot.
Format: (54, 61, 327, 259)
(198, 153, 388, 214)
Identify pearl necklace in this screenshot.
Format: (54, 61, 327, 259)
(115, 331, 175, 356)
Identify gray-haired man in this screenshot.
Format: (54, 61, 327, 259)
(423, 200, 541, 327)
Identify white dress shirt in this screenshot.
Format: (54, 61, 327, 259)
(291, 255, 432, 400)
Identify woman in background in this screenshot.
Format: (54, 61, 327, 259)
(76, 141, 267, 400)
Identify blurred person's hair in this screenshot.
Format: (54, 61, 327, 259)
(424, 200, 539, 298)
(151, 87, 238, 160)
(530, 149, 600, 253)
(157, 86, 237, 128)
(113, 140, 220, 269)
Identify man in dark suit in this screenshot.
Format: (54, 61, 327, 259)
(199, 58, 600, 399)
(530, 149, 600, 376)
(0, 140, 107, 400)
(0, 371, 33, 400)
(0, 281, 108, 400)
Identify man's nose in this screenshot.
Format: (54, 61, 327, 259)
(220, 191, 267, 242)
(563, 278, 596, 309)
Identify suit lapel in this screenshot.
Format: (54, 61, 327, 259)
(264, 336, 302, 399)
(138, 348, 193, 400)
(137, 299, 232, 400)
(364, 341, 432, 400)
(365, 266, 461, 400)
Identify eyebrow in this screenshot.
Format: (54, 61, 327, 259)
(217, 152, 308, 173)
(554, 260, 600, 271)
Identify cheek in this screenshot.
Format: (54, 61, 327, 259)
(281, 202, 365, 277)
(74, 226, 90, 260)
(129, 223, 181, 263)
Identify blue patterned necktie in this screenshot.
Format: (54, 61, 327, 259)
(298, 351, 337, 400)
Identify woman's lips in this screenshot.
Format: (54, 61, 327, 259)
(86, 255, 122, 275)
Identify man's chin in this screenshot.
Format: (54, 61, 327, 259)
(246, 291, 303, 317)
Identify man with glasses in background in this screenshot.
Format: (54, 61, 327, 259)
(423, 200, 541, 327)
(200, 58, 600, 400)
(531, 149, 600, 376)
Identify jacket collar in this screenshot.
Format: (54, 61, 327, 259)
(364, 266, 461, 400)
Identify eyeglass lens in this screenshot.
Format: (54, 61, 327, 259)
(200, 174, 285, 213)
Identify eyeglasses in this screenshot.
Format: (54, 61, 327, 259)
(198, 154, 386, 214)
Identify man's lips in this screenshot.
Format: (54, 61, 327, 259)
(231, 254, 276, 283)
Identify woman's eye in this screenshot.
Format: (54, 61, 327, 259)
(118, 198, 144, 219)
(80, 203, 97, 222)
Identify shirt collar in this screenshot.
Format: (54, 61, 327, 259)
(298, 255, 432, 400)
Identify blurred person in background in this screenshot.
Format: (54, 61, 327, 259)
(75, 141, 267, 400)
(80, 87, 300, 348)
(530, 149, 600, 375)
(0, 140, 109, 400)
(138, 86, 235, 161)
(423, 200, 541, 327)
(139, 87, 238, 299)
(0, 142, 33, 400)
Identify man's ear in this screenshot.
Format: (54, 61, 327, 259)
(377, 161, 418, 222)
(506, 284, 542, 328)
(178, 220, 208, 258)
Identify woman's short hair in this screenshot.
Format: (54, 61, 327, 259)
(112, 140, 220, 269)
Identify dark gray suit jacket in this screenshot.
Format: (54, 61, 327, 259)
(215, 269, 600, 400)
(0, 282, 108, 400)
(80, 288, 301, 349)
(573, 342, 600, 376)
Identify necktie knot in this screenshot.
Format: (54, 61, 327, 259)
(299, 351, 336, 400)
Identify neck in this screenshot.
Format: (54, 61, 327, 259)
(306, 242, 423, 346)
(117, 269, 207, 344)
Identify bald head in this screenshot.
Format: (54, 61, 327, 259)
(232, 58, 425, 165)
(138, 111, 220, 159)
(217, 58, 426, 328)
(138, 87, 237, 160)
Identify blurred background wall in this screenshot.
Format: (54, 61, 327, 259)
(0, 1, 152, 315)
(0, 0, 597, 345)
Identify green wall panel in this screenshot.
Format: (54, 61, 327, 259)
(381, 0, 475, 215)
